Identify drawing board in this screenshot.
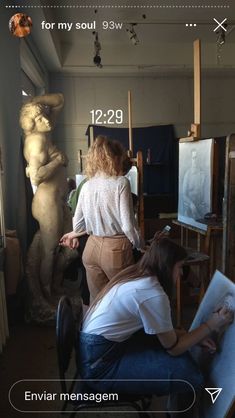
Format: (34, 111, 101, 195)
(125, 165, 138, 196)
(178, 139, 213, 231)
(190, 270, 235, 418)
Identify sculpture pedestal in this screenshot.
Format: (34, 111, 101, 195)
(25, 231, 81, 325)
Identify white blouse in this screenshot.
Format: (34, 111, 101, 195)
(73, 175, 143, 249)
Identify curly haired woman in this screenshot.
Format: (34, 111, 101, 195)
(60, 136, 143, 302)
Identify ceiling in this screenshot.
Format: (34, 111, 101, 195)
(12, 0, 235, 74)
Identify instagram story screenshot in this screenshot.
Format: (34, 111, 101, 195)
(0, 0, 235, 417)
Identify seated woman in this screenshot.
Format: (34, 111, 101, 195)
(78, 237, 233, 414)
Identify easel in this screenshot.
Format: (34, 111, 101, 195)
(128, 90, 144, 237)
(222, 133, 235, 282)
(180, 39, 201, 142)
(173, 219, 223, 277)
(176, 39, 211, 326)
(78, 91, 145, 237)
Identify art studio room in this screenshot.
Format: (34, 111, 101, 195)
(0, 1, 235, 417)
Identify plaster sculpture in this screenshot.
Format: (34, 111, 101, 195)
(20, 94, 79, 323)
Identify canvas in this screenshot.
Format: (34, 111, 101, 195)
(125, 165, 138, 196)
(190, 270, 235, 418)
(178, 139, 213, 231)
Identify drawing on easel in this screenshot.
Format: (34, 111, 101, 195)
(126, 165, 138, 196)
(178, 139, 214, 231)
(189, 270, 235, 418)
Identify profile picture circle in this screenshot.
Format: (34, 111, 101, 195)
(9, 13, 32, 38)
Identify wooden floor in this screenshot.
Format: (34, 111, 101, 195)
(0, 277, 198, 418)
(0, 322, 170, 418)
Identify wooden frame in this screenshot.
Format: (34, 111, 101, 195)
(180, 39, 201, 142)
(130, 150, 144, 237)
(128, 90, 133, 155)
(193, 39, 201, 138)
(222, 133, 235, 281)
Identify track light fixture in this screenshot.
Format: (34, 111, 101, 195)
(126, 24, 139, 45)
(216, 23, 227, 64)
(216, 26, 226, 46)
(93, 31, 102, 68)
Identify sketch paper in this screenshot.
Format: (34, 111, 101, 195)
(76, 174, 86, 188)
(178, 139, 213, 231)
(190, 270, 235, 418)
(126, 166, 138, 196)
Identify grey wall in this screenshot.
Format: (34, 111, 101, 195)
(50, 73, 235, 178)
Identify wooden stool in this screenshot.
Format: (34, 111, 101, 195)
(173, 219, 223, 278)
(176, 249, 209, 327)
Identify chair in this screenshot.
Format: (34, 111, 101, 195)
(56, 296, 152, 417)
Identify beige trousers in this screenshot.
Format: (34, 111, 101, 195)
(82, 235, 134, 302)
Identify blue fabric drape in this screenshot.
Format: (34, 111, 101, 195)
(86, 124, 178, 198)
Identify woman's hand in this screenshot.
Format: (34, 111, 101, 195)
(59, 232, 79, 249)
(206, 306, 234, 332)
(199, 337, 217, 354)
(70, 238, 79, 249)
(175, 327, 187, 337)
(139, 246, 148, 254)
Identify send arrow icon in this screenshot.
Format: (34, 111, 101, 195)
(205, 388, 222, 404)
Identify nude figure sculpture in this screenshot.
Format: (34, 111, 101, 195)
(20, 94, 78, 322)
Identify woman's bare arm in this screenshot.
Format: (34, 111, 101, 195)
(157, 307, 233, 356)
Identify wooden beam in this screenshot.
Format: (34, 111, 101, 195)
(180, 39, 201, 142)
(136, 151, 144, 237)
(78, 149, 83, 173)
(89, 125, 94, 145)
(128, 90, 133, 156)
(194, 39, 201, 138)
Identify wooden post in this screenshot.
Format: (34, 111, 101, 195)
(78, 149, 83, 173)
(136, 151, 144, 237)
(180, 39, 201, 142)
(128, 90, 133, 156)
(223, 134, 235, 280)
(193, 39, 201, 138)
(89, 125, 94, 146)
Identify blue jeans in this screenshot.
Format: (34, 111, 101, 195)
(77, 330, 204, 396)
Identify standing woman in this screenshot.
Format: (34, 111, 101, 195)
(60, 136, 143, 302)
(78, 237, 233, 414)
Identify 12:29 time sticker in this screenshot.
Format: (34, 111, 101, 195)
(90, 109, 123, 125)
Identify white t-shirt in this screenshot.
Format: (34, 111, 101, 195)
(82, 276, 174, 342)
